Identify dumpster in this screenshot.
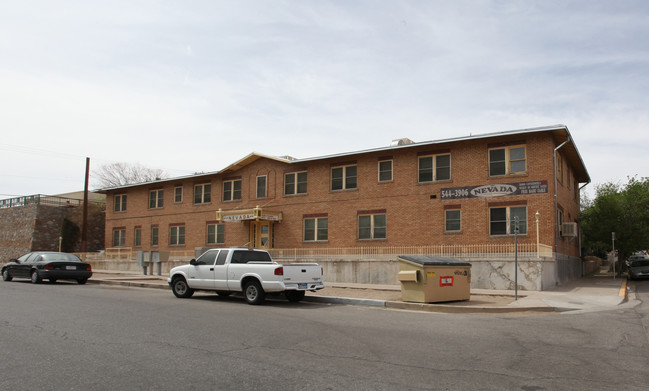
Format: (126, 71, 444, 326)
(397, 256, 471, 303)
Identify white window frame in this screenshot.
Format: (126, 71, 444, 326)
(378, 160, 393, 182)
(304, 217, 328, 242)
(331, 165, 357, 191)
(418, 154, 451, 183)
(114, 194, 127, 212)
(489, 206, 527, 236)
(285, 171, 308, 195)
(174, 186, 183, 203)
(149, 189, 164, 209)
(169, 225, 186, 246)
(194, 183, 211, 204)
(358, 213, 386, 240)
(256, 176, 267, 199)
(151, 226, 159, 247)
(223, 179, 242, 201)
(134, 227, 142, 247)
(445, 209, 461, 232)
(207, 223, 225, 245)
(489, 145, 527, 177)
(112, 229, 126, 247)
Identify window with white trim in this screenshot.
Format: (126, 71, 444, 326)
(285, 171, 307, 195)
(194, 183, 211, 204)
(207, 223, 225, 245)
(418, 154, 451, 182)
(332, 165, 357, 191)
(114, 194, 127, 212)
(112, 229, 126, 247)
(490, 206, 527, 235)
(134, 228, 142, 247)
(169, 225, 185, 246)
(174, 186, 183, 203)
(149, 189, 164, 209)
(223, 179, 242, 201)
(358, 213, 386, 240)
(378, 160, 393, 182)
(151, 226, 159, 246)
(489, 146, 526, 176)
(304, 217, 328, 241)
(445, 210, 461, 232)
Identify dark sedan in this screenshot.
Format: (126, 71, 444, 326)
(2, 252, 92, 284)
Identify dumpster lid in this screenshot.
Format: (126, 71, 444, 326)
(398, 255, 471, 267)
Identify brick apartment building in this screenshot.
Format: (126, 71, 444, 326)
(97, 125, 589, 289)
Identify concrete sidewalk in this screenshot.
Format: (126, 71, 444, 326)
(88, 270, 629, 314)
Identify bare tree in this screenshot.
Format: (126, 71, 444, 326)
(92, 162, 166, 188)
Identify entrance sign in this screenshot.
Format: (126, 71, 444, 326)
(441, 180, 548, 200)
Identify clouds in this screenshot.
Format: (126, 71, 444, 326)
(1, 1, 648, 198)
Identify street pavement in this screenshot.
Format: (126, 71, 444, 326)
(88, 269, 631, 314)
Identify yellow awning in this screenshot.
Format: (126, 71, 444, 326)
(216, 206, 282, 222)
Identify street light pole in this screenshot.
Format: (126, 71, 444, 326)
(535, 211, 540, 258)
(514, 216, 520, 300)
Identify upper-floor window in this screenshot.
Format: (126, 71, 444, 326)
(556, 152, 563, 183)
(490, 206, 527, 235)
(149, 189, 164, 209)
(174, 186, 183, 203)
(169, 225, 185, 246)
(419, 154, 451, 182)
(358, 213, 386, 240)
(194, 183, 211, 204)
(489, 145, 526, 176)
(114, 194, 127, 212)
(256, 176, 267, 199)
(285, 171, 307, 195)
(223, 179, 242, 201)
(304, 217, 328, 242)
(332, 165, 357, 191)
(445, 209, 461, 232)
(207, 223, 225, 245)
(378, 160, 393, 182)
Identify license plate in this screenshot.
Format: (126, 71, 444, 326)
(66, 266, 76, 270)
(298, 283, 307, 289)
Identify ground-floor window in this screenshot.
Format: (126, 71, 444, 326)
(304, 217, 328, 241)
(134, 227, 142, 247)
(358, 213, 386, 240)
(169, 225, 185, 246)
(112, 229, 126, 247)
(490, 206, 527, 235)
(151, 226, 159, 246)
(207, 223, 225, 244)
(445, 209, 461, 232)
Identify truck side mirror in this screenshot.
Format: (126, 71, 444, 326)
(189, 259, 198, 266)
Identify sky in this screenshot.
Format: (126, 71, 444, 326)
(2, 0, 648, 200)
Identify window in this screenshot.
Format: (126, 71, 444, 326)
(195, 250, 218, 266)
(445, 210, 461, 232)
(114, 194, 127, 212)
(556, 153, 563, 183)
(112, 229, 126, 247)
(149, 189, 164, 209)
(174, 186, 183, 203)
(490, 206, 527, 235)
(358, 213, 386, 240)
(194, 183, 211, 204)
(223, 179, 242, 201)
(304, 217, 328, 241)
(331, 165, 357, 191)
(418, 154, 451, 182)
(489, 146, 526, 176)
(151, 226, 159, 246)
(207, 223, 225, 245)
(134, 227, 142, 247)
(256, 176, 267, 199)
(169, 225, 185, 246)
(378, 160, 392, 182)
(285, 171, 307, 195)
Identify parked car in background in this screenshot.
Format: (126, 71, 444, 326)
(1, 252, 93, 284)
(627, 253, 649, 280)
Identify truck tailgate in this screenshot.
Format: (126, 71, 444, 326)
(282, 263, 323, 289)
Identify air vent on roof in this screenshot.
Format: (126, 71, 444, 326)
(390, 138, 415, 147)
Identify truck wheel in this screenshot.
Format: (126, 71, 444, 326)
(244, 280, 265, 305)
(285, 291, 305, 303)
(172, 277, 195, 298)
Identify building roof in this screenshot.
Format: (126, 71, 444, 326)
(95, 124, 590, 193)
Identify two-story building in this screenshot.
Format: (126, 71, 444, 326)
(97, 125, 589, 290)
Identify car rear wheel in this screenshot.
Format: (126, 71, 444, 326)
(2, 269, 12, 282)
(31, 270, 41, 284)
(244, 280, 265, 305)
(172, 277, 194, 298)
(285, 290, 305, 303)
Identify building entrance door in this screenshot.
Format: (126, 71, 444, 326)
(250, 221, 273, 249)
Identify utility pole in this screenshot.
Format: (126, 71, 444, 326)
(514, 216, 519, 300)
(81, 157, 89, 252)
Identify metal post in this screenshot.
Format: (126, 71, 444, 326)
(514, 216, 519, 300)
(535, 211, 540, 258)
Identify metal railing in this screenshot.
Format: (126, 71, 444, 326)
(0, 194, 103, 209)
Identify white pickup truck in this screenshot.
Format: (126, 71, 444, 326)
(168, 248, 325, 305)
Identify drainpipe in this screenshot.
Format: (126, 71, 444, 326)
(554, 138, 571, 255)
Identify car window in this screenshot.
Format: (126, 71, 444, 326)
(26, 254, 42, 263)
(17, 253, 33, 262)
(231, 250, 272, 264)
(216, 250, 229, 265)
(41, 253, 82, 263)
(195, 250, 218, 266)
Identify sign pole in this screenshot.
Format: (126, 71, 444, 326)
(514, 216, 519, 300)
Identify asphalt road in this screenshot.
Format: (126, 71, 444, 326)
(1, 279, 648, 391)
